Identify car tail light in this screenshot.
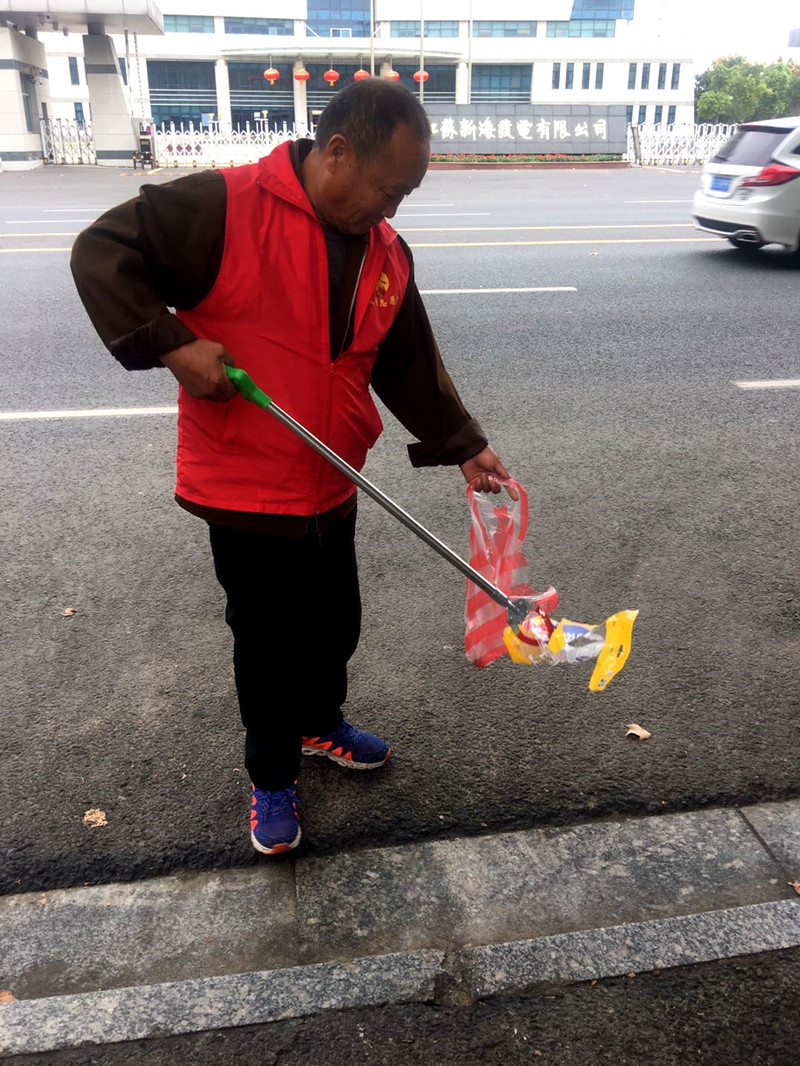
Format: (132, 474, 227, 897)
(740, 163, 800, 187)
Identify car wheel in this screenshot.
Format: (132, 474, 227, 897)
(727, 237, 765, 251)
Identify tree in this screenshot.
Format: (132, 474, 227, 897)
(696, 90, 733, 123)
(695, 56, 800, 123)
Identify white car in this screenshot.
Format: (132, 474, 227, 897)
(692, 116, 800, 252)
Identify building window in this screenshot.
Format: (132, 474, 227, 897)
(546, 20, 615, 37)
(162, 15, 215, 33)
(423, 21, 459, 36)
(331, 27, 352, 36)
(552, 62, 561, 89)
(637, 105, 647, 124)
(671, 63, 681, 90)
(307, 0, 370, 38)
(595, 62, 604, 89)
(390, 21, 459, 36)
(628, 63, 636, 90)
(19, 72, 34, 132)
(626, 105, 633, 125)
(68, 56, 80, 85)
(74, 101, 85, 125)
(569, 0, 633, 16)
(667, 105, 676, 124)
(641, 63, 650, 89)
(118, 57, 127, 84)
(657, 62, 667, 90)
(581, 62, 591, 89)
(471, 64, 531, 103)
(224, 17, 294, 34)
(147, 60, 217, 126)
(473, 21, 536, 37)
(654, 105, 663, 124)
(565, 62, 574, 89)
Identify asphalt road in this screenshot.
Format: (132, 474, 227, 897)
(20, 948, 800, 1065)
(2, 163, 800, 895)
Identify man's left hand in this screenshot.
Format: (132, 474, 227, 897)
(460, 447, 519, 499)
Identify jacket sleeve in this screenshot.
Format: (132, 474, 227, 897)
(70, 169, 227, 370)
(370, 236, 488, 467)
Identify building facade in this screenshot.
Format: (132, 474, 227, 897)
(1, 0, 695, 167)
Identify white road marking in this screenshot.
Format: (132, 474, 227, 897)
(397, 212, 490, 217)
(420, 286, 576, 294)
(0, 405, 178, 422)
(734, 379, 800, 390)
(42, 208, 106, 212)
(5, 220, 95, 225)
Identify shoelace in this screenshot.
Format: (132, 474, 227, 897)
(253, 785, 297, 818)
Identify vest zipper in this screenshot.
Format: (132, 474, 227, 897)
(315, 242, 368, 530)
(337, 243, 368, 359)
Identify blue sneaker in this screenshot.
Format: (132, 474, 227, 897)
(302, 720, 391, 769)
(250, 783, 301, 855)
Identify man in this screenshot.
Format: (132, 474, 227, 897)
(71, 79, 511, 856)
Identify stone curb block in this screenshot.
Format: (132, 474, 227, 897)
(462, 899, 800, 998)
(0, 949, 446, 1059)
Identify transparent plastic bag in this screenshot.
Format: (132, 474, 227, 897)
(464, 480, 638, 691)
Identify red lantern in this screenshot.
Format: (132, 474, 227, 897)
(324, 68, 340, 86)
(383, 69, 400, 81)
(262, 67, 280, 85)
(293, 68, 310, 83)
(353, 68, 370, 81)
(413, 69, 429, 83)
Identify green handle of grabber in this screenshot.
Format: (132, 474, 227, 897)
(226, 365, 273, 409)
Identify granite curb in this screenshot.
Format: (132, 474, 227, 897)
(2, 799, 800, 1057)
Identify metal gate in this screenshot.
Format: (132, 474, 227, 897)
(40, 118, 96, 165)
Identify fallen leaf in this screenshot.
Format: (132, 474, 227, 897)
(788, 881, 800, 896)
(626, 723, 652, 740)
(627, 972, 637, 979)
(61, 608, 77, 617)
(0, 991, 17, 1004)
(82, 809, 108, 828)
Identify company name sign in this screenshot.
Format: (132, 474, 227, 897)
(425, 104, 626, 155)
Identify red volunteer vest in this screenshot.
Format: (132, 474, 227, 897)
(175, 144, 410, 514)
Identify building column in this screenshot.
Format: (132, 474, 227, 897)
(455, 61, 469, 104)
(292, 60, 308, 133)
(215, 58, 232, 129)
(0, 26, 50, 169)
(82, 30, 137, 165)
(529, 62, 536, 104)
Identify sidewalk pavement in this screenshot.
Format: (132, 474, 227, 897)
(2, 799, 800, 1059)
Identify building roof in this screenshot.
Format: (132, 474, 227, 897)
(0, 0, 163, 35)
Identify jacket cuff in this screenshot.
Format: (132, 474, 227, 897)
(108, 313, 198, 371)
(407, 418, 488, 468)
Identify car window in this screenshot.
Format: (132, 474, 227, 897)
(711, 129, 789, 166)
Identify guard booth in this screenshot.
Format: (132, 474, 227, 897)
(132, 123, 155, 168)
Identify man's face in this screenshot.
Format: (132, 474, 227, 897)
(318, 123, 430, 235)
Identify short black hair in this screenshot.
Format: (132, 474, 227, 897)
(314, 79, 430, 163)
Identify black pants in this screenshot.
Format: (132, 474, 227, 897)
(209, 510, 361, 789)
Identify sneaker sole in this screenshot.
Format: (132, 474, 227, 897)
(301, 746, 391, 770)
(250, 826, 302, 855)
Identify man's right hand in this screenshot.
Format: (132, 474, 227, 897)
(160, 339, 237, 402)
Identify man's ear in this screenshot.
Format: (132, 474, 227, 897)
(324, 133, 352, 173)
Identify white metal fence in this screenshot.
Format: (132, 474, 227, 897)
(39, 118, 739, 169)
(40, 118, 96, 165)
(626, 122, 738, 166)
(151, 122, 302, 168)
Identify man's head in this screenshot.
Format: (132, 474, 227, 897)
(302, 79, 431, 235)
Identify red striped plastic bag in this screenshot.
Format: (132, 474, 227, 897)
(464, 480, 534, 667)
